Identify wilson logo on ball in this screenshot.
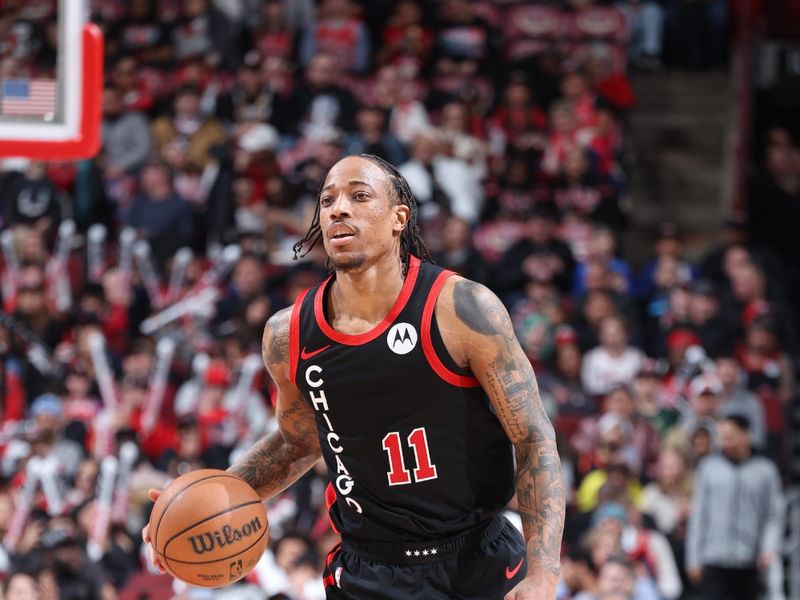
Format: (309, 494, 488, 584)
(187, 517, 263, 555)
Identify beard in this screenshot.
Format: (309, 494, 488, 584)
(330, 252, 367, 272)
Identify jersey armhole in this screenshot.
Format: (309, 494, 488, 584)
(421, 271, 480, 388)
(289, 288, 311, 386)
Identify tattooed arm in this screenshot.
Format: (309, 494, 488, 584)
(228, 307, 321, 498)
(438, 277, 565, 599)
(142, 308, 319, 573)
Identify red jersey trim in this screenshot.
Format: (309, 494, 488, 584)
(289, 288, 310, 386)
(313, 255, 421, 346)
(421, 271, 480, 388)
(324, 482, 340, 535)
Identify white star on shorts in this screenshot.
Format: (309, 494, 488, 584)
(405, 550, 412, 556)
(431, 548, 437, 555)
(422, 550, 429, 556)
(414, 550, 420, 556)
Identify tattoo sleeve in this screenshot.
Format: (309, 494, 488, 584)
(453, 280, 565, 577)
(228, 307, 321, 498)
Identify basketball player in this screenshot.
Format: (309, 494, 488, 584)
(144, 154, 565, 599)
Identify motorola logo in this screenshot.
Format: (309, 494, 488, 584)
(387, 323, 418, 355)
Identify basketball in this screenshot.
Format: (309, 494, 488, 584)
(149, 469, 268, 588)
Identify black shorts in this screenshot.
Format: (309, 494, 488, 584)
(322, 516, 527, 600)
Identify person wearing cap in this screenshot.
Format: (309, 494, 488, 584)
(686, 415, 783, 600)
(631, 360, 679, 435)
(666, 372, 725, 449)
(28, 393, 84, 478)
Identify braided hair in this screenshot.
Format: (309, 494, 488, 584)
(292, 154, 431, 276)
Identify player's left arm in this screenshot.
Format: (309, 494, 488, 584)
(438, 277, 565, 599)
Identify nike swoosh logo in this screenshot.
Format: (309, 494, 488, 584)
(505, 557, 524, 580)
(301, 345, 331, 360)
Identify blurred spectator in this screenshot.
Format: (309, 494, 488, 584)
(245, 0, 297, 64)
(214, 252, 269, 324)
(641, 447, 693, 538)
(109, 56, 156, 113)
(486, 76, 548, 162)
(595, 553, 660, 600)
(172, 0, 238, 72)
(285, 52, 357, 139)
(215, 50, 284, 127)
(714, 355, 766, 450)
(12, 265, 63, 348)
(593, 502, 682, 599)
(101, 85, 153, 177)
(124, 162, 195, 266)
(345, 105, 407, 166)
(636, 223, 694, 300)
(630, 361, 678, 435)
(431, 216, 487, 284)
(399, 132, 484, 225)
(552, 148, 623, 231)
(2, 162, 62, 237)
(686, 415, 783, 600)
(581, 318, 643, 397)
(573, 226, 632, 297)
(584, 43, 636, 113)
(152, 85, 226, 169)
(558, 548, 598, 600)
(438, 100, 488, 179)
(373, 66, 430, 146)
(299, 0, 370, 73)
(575, 435, 642, 512)
(686, 280, 734, 358)
(374, 0, 433, 69)
(669, 373, 724, 450)
(496, 205, 575, 296)
(432, 0, 496, 74)
(105, 0, 174, 67)
(538, 332, 594, 419)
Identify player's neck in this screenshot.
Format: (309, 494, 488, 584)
(330, 254, 405, 324)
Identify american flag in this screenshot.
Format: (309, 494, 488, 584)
(0, 79, 57, 118)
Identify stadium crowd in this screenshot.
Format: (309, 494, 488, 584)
(0, 0, 794, 599)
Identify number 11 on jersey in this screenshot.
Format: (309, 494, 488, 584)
(382, 427, 438, 486)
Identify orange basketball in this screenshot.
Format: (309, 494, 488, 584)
(149, 469, 268, 588)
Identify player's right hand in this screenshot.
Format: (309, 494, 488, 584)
(142, 488, 166, 574)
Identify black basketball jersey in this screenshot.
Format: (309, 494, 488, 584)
(289, 256, 515, 543)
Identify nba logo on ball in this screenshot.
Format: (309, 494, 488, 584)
(229, 559, 243, 580)
(387, 323, 417, 355)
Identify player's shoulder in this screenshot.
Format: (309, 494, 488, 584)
(261, 306, 293, 370)
(435, 275, 509, 337)
(265, 305, 293, 335)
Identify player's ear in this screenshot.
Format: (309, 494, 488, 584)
(392, 204, 410, 233)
